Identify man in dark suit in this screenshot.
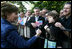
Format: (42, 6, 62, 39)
(25, 7, 46, 48)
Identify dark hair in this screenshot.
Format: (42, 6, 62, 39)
(1, 2, 19, 19)
(65, 2, 71, 5)
(34, 7, 40, 10)
(47, 11, 59, 21)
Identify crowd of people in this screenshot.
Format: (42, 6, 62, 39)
(1, 1, 71, 48)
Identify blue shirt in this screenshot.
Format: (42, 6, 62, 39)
(1, 18, 38, 48)
(18, 17, 24, 25)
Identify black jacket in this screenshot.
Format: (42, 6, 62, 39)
(26, 16, 46, 38)
(25, 16, 46, 48)
(44, 20, 69, 41)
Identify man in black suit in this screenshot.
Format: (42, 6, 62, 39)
(25, 7, 46, 48)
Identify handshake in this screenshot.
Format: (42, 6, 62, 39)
(35, 29, 42, 37)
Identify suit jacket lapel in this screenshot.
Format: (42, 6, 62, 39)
(32, 16, 35, 22)
(38, 16, 41, 21)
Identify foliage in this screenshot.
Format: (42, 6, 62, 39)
(32, 1, 71, 13)
(2, 1, 71, 13)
